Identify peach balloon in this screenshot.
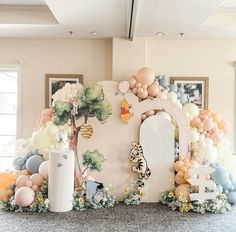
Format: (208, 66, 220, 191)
(135, 82, 142, 88)
(32, 185, 38, 191)
(157, 92, 167, 99)
(211, 112, 221, 123)
(147, 82, 160, 97)
(128, 76, 137, 89)
(184, 172, 190, 181)
(132, 87, 138, 94)
(190, 117, 201, 128)
(175, 184, 191, 201)
(203, 118, 214, 131)
(136, 67, 155, 86)
(15, 187, 35, 207)
(174, 161, 185, 172)
(137, 89, 148, 99)
(145, 110, 155, 117)
(25, 180, 33, 188)
(142, 84, 148, 89)
(30, 173, 43, 186)
(0, 189, 8, 201)
(137, 87, 144, 94)
(218, 120, 231, 135)
(141, 114, 147, 120)
(15, 175, 29, 188)
(175, 174, 187, 185)
(211, 131, 223, 145)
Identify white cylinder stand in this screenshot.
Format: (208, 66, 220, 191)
(48, 146, 74, 212)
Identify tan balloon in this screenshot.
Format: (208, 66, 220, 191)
(175, 184, 191, 202)
(137, 89, 148, 99)
(175, 174, 187, 185)
(174, 160, 185, 172)
(147, 82, 160, 97)
(136, 67, 155, 86)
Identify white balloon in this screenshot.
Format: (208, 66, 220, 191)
(156, 111, 171, 121)
(190, 128, 200, 143)
(167, 91, 177, 103)
(198, 144, 218, 165)
(183, 103, 200, 119)
(39, 161, 49, 179)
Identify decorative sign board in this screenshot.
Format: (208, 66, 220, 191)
(78, 81, 190, 201)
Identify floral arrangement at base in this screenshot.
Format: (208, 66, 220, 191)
(0, 180, 49, 213)
(161, 189, 231, 214)
(73, 184, 116, 211)
(124, 183, 145, 205)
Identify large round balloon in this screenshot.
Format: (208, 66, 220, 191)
(183, 103, 200, 119)
(175, 184, 191, 202)
(30, 173, 43, 186)
(147, 82, 160, 97)
(136, 67, 155, 86)
(26, 155, 44, 174)
(227, 192, 236, 204)
(15, 187, 35, 207)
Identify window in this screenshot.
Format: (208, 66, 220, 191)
(0, 66, 20, 171)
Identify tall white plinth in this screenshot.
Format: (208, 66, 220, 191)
(48, 146, 74, 212)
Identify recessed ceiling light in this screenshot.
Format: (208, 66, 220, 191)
(68, 31, 74, 35)
(90, 31, 99, 36)
(179, 32, 185, 37)
(156, 32, 165, 36)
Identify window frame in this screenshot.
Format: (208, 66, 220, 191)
(0, 64, 21, 158)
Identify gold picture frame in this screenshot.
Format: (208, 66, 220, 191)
(170, 77, 209, 110)
(45, 74, 83, 108)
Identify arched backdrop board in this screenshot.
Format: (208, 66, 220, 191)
(78, 81, 190, 201)
(140, 115, 175, 202)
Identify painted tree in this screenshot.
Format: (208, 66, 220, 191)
(53, 82, 112, 186)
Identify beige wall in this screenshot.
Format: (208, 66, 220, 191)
(0, 39, 112, 138)
(0, 37, 235, 151)
(112, 38, 236, 151)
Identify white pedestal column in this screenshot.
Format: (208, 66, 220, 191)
(48, 146, 74, 212)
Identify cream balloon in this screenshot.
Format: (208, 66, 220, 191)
(38, 160, 49, 179)
(136, 67, 155, 86)
(15, 187, 35, 207)
(118, 81, 130, 94)
(183, 103, 200, 119)
(156, 111, 171, 121)
(167, 91, 177, 103)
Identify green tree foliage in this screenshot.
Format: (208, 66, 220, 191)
(82, 150, 105, 172)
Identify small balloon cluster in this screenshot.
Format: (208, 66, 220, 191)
(174, 157, 200, 186)
(14, 168, 48, 207)
(191, 109, 231, 145)
(128, 67, 160, 100)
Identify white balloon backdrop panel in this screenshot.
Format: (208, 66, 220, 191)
(140, 115, 175, 202)
(78, 81, 190, 201)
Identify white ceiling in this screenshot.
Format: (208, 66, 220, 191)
(0, 0, 45, 5)
(0, 0, 236, 39)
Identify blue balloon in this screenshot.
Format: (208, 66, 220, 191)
(33, 149, 41, 156)
(26, 155, 44, 174)
(217, 185, 223, 193)
(227, 192, 236, 204)
(169, 84, 178, 92)
(179, 94, 188, 104)
(178, 87, 184, 94)
(211, 166, 230, 186)
(159, 78, 168, 87)
(155, 75, 162, 81)
(224, 189, 229, 194)
(13, 157, 24, 170)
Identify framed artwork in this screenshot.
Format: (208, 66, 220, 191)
(45, 74, 83, 107)
(170, 77, 209, 110)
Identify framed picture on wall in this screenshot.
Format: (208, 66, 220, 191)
(45, 74, 83, 107)
(170, 77, 209, 110)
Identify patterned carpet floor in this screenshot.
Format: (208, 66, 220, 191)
(0, 203, 236, 232)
